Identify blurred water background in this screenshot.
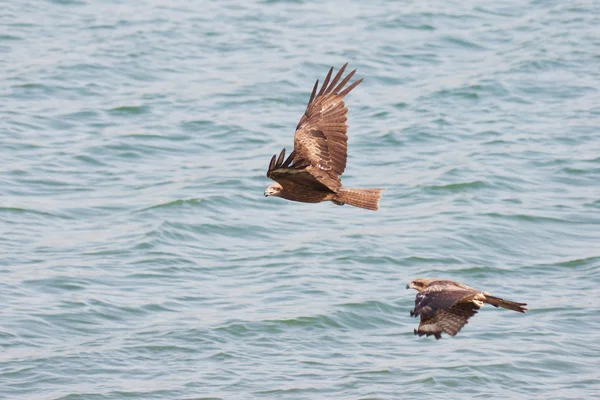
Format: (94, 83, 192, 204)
(2, 0, 600, 399)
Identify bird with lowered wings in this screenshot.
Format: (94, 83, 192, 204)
(406, 278, 527, 339)
(264, 63, 385, 211)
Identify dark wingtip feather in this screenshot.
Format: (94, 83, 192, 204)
(332, 68, 357, 94)
(268, 154, 277, 173)
(324, 63, 348, 95)
(276, 148, 286, 168)
(282, 150, 296, 168)
(317, 67, 334, 98)
(338, 77, 363, 98)
(308, 79, 319, 107)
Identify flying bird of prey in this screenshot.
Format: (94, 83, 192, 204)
(264, 63, 385, 211)
(406, 278, 527, 339)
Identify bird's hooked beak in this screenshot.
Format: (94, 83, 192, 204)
(406, 282, 413, 290)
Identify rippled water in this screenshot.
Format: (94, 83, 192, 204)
(2, 1, 600, 399)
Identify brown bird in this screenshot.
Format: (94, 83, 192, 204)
(264, 63, 385, 211)
(406, 278, 527, 339)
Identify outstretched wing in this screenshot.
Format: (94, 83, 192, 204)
(293, 63, 363, 192)
(411, 289, 477, 317)
(411, 288, 482, 339)
(267, 148, 334, 192)
(415, 302, 480, 339)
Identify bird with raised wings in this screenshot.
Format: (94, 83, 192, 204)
(406, 278, 527, 339)
(264, 63, 385, 211)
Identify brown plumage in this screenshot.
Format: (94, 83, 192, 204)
(406, 278, 527, 339)
(264, 63, 385, 211)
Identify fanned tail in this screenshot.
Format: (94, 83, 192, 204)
(333, 188, 385, 211)
(484, 295, 527, 313)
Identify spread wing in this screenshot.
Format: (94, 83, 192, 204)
(415, 302, 480, 339)
(411, 289, 482, 339)
(266, 148, 334, 192)
(292, 63, 363, 192)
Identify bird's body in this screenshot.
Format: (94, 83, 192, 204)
(406, 278, 527, 339)
(269, 179, 334, 204)
(264, 63, 384, 211)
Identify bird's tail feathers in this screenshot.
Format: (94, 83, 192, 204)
(484, 296, 527, 313)
(333, 188, 385, 211)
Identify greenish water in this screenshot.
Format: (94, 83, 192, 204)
(1, 1, 599, 399)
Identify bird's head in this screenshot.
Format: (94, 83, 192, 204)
(264, 183, 283, 197)
(406, 278, 439, 292)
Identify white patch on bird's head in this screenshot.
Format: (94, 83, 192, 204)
(407, 278, 442, 291)
(407, 279, 426, 291)
(264, 183, 283, 197)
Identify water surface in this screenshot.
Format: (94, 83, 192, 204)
(2, 1, 599, 399)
